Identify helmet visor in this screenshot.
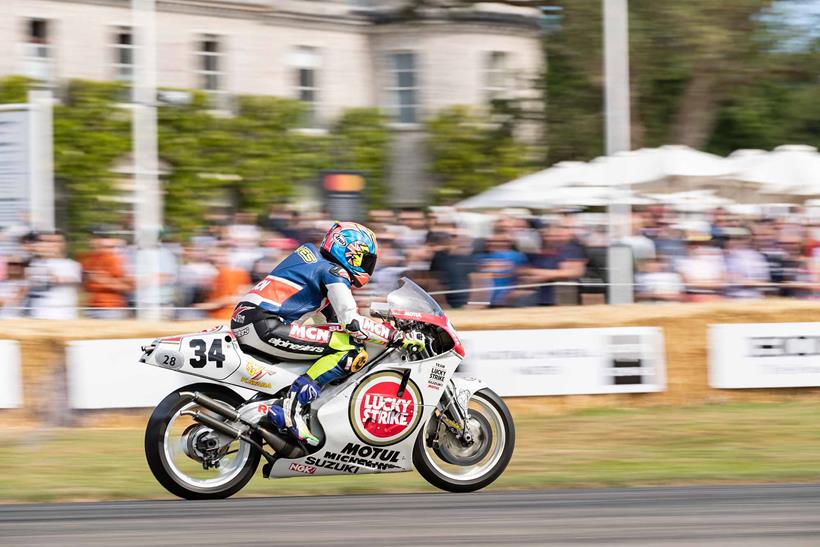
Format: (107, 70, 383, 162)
(360, 252, 377, 276)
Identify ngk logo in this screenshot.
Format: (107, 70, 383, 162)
(288, 463, 316, 475)
(350, 371, 423, 446)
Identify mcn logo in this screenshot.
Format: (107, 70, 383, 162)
(349, 371, 423, 446)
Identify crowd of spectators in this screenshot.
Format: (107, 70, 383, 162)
(1, 204, 819, 320)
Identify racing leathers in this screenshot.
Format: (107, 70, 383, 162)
(230, 242, 420, 444)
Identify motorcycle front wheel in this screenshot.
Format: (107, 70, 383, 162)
(145, 383, 261, 500)
(413, 388, 515, 493)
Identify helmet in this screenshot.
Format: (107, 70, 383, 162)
(320, 221, 378, 288)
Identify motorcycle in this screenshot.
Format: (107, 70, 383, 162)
(140, 278, 515, 499)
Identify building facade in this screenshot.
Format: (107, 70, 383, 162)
(0, 0, 544, 203)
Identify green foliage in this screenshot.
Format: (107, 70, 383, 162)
(545, 0, 820, 162)
(0, 77, 392, 241)
(332, 108, 390, 209)
(0, 77, 133, 248)
(0, 76, 34, 103)
(159, 95, 332, 236)
(158, 90, 232, 237)
(161, 100, 391, 234)
(53, 80, 132, 249)
(706, 38, 820, 154)
(426, 105, 533, 202)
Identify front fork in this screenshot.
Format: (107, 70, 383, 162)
(436, 382, 474, 444)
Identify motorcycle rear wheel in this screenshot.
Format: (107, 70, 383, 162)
(413, 388, 515, 493)
(145, 383, 261, 500)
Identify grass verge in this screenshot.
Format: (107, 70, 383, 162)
(2, 400, 820, 502)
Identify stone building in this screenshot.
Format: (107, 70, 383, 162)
(0, 0, 544, 203)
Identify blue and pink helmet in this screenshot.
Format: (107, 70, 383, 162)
(320, 221, 378, 288)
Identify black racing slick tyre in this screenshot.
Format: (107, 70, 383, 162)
(145, 383, 261, 500)
(413, 388, 515, 493)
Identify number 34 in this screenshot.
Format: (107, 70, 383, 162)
(189, 338, 226, 368)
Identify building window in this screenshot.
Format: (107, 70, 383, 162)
(197, 34, 223, 92)
(111, 26, 133, 82)
(484, 51, 509, 102)
(291, 46, 319, 127)
(386, 52, 418, 124)
(22, 18, 52, 81)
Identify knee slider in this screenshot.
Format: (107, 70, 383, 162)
(346, 347, 368, 373)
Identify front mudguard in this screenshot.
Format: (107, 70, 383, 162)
(447, 373, 490, 409)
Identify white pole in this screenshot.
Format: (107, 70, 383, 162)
(27, 88, 55, 232)
(603, 0, 633, 304)
(132, 0, 162, 320)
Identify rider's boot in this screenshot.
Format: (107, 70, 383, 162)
(268, 374, 321, 446)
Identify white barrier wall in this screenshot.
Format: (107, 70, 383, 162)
(66, 338, 252, 409)
(0, 340, 22, 408)
(710, 322, 820, 389)
(457, 327, 666, 397)
(65, 328, 667, 409)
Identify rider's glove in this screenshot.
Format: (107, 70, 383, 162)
(390, 330, 426, 353)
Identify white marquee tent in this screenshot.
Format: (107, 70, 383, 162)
(456, 144, 820, 210)
(726, 145, 820, 195)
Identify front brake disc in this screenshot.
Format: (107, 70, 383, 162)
(434, 412, 493, 466)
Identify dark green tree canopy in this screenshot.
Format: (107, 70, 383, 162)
(545, 0, 819, 163)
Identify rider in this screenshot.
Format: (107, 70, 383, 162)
(230, 221, 424, 445)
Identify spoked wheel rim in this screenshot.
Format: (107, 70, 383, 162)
(423, 394, 506, 482)
(161, 401, 252, 491)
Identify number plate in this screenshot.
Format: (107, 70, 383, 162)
(152, 329, 244, 381)
(154, 347, 184, 370)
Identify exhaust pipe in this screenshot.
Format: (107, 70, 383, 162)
(181, 391, 306, 459)
(255, 427, 306, 459)
(181, 410, 241, 439)
(180, 391, 240, 421)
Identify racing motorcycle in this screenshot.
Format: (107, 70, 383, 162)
(140, 278, 515, 499)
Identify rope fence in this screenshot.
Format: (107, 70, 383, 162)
(2, 279, 817, 315)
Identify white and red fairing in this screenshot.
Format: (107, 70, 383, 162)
(390, 309, 465, 357)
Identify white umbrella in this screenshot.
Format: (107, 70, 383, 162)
(726, 144, 820, 195)
(616, 146, 751, 197)
(456, 161, 596, 209)
(580, 149, 664, 187)
(653, 144, 733, 178)
(578, 145, 732, 190)
(726, 148, 767, 169)
(456, 144, 761, 210)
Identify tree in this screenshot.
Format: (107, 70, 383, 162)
(426, 105, 534, 201)
(544, 0, 820, 163)
(52, 80, 132, 249)
(159, 97, 389, 236)
(332, 108, 390, 209)
(0, 76, 32, 103)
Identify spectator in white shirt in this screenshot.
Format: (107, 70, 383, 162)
(636, 258, 684, 302)
(724, 228, 771, 299)
(677, 235, 728, 302)
(26, 233, 82, 320)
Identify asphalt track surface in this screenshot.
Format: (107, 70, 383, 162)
(2, 485, 820, 546)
